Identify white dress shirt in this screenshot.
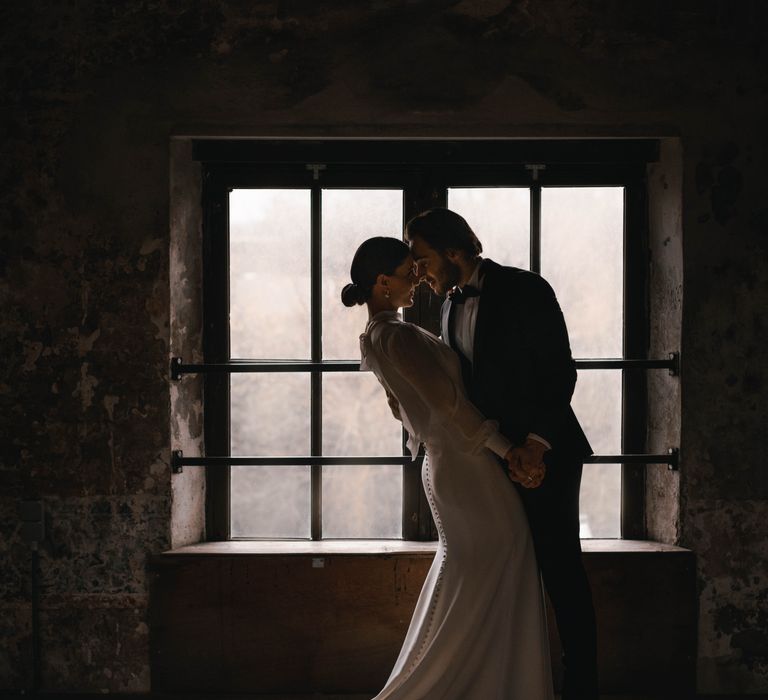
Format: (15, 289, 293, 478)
(452, 259, 483, 364)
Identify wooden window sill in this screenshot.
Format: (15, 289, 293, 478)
(160, 538, 691, 557)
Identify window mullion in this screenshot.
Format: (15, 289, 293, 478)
(530, 184, 541, 274)
(621, 181, 649, 539)
(311, 185, 323, 540)
(204, 178, 231, 541)
(400, 178, 444, 541)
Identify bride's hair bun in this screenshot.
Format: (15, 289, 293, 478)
(341, 237, 411, 308)
(341, 282, 364, 307)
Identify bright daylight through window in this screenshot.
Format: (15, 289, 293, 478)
(228, 185, 624, 539)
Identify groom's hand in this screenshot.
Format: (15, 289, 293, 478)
(520, 436, 549, 468)
(505, 438, 547, 488)
(504, 447, 546, 489)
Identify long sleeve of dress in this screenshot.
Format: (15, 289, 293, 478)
(375, 322, 511, 459)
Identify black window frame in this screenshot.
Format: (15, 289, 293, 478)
(195, 139, 659, 542)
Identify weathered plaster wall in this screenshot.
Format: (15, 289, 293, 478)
(646, 137, 683, 544)
(169, 139, 205, 549)
(681, 123, 768, 689)
(1, 0, 766, 693)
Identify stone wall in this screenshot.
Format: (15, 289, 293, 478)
(1, 1, 766, 693)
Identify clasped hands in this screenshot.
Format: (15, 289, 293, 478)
(504, 437, 547, 489)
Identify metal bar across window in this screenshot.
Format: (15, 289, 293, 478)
(171, 354, 680, 378)
(172, 451, 679, 470)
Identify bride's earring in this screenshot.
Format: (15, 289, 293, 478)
(384, 288, 391, 299)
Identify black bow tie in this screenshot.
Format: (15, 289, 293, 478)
(449, 285, 481, 305)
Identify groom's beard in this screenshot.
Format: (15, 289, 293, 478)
(432, 257, 461, 296)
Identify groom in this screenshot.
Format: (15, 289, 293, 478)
(406, 208, 598, 700)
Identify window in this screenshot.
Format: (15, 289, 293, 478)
(193, 139, 660, 541)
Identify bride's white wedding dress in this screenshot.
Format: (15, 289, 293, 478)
(360, 311, 554, 700)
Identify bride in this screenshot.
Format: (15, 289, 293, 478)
(341, 237, 554, 700)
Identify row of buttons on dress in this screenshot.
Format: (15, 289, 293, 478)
(407, 454, 448, 674)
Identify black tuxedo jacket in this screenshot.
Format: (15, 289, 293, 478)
(441, 259, 593, 462)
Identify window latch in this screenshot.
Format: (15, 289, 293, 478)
(525, 163, 547, 181)
(306, 163, 327, 181)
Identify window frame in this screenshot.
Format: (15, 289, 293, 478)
(198, 139, 656, 542)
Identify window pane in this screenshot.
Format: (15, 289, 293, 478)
(541, 187, 624, 358)
(572, 370, 621, 455)
(231, 374, 310, 456)
(322, 372, 402, 539)
(231, 373, 310, 538)
(323, 465, 402, 539)
(323, 372, 402, 455)
(230, 189, 311, 360)
(231, 467, 310, 538)
(322, 189, 404, 360)
(572, 370, 621, 538)
(580, 463, 620, 539)
(448, 188, 530, 269)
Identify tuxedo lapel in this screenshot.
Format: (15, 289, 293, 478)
(472, 300, 486, 377)
(472, 258, 497, 378)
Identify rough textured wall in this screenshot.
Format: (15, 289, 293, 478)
(169, 139, 205, 549)
(646, 138, 683, 544)
(1, 0, 766, 693)
(681, 122, 768, 689)
(1, 3, 178, 689)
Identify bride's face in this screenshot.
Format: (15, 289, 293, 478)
(384, 255, 420, 308)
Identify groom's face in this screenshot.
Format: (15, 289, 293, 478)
(409, 236, 461, 296)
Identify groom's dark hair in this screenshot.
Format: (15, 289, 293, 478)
(405, 208, 483, 258)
